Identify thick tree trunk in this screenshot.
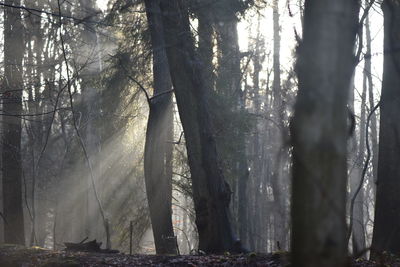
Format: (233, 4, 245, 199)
(197, 11, 214, 93)
(371, 0, 400, 258)
(143, 0, 177, 255)
(160, 0, 237, 253)
(290, 0, 359, 266)
(2, 0, 25, 245)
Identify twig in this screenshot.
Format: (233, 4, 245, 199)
(168, 131, 184, 145)
(79, 237, 89, 244)
(150, 89, 174, 101)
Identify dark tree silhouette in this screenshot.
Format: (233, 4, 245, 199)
(290, 0, 360, 265)
(371, 0, 400, 258)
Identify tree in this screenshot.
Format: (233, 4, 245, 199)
(211, 0, 250, 248)
(290, 0, 360, 265)
(160, 0, 238, 253)
(143, 0, 177, 255)
(76, 0, 103, 242)
(371, 0, 400, 258)
(2, 0, 25, 245)
(349, 74, 367, 256)
(270, 0, 288, 250)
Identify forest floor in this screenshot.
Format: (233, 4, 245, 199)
(0, 244, 398, 266)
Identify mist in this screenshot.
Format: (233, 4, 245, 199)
(1, 0, 397, 266)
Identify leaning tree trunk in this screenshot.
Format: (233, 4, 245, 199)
(2, 0, 25, 245)
(290, 0, 360, 266)
(371, 0, 400, 258)
(160, 0, 237, 253)
(143, 0, 177, 255)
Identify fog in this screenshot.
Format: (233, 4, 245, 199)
(0, 0, 390, 263)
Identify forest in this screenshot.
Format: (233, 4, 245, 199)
(0, 0, 399, 266)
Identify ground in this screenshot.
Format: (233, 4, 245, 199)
(0, 245, 398, 266)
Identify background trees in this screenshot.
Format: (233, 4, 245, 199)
(0, 0, 391, 262)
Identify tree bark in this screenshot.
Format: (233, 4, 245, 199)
(197, 10, 214, 93)
(2, 0, 25, 245)
(160, 0, 237, 253)
(371, 0, 400, 258)
(290, 0, 359, 266)
(143, 0, 177, 255)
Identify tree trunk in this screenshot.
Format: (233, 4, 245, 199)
(365, 12, 378, 190)
(214, 5, 250, 250)
(76, 0, 103, 240)
(28, 0, 45, 247)
(197, 10, 214, 93)
(2, 0, 25, 245)
(271, 0, 287, 250)
(349, 70, 366, 256)
(290, 0, 359, 266)
(371, 0, 400, 258)
(160, 0, 237, 253)
(143, 0, 177, 255)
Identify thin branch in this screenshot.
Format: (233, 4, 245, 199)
(0, 107, 71, 117)
(150, 89, 174, 101)
(0, 2, 103, 25)
(347, 100, 381, 245)
(119, 63, 151, 104)
(355, 0, 376, 63)
(168, 131, 184, 145)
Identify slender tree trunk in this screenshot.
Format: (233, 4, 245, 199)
(31, 0, 46, 246)
(160, 0, 237, 253)
(350, 70, 367, 256)
(143, 0, 177, 255)
(271, 0, 287, 250)
(247, 21, 262, 251)
(371, 0, 400, 258)
(290, 0, 359, 265)
(365, 12, 378, 190)
(2, 0, 25, 245)
(76, 0, 103, 240)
